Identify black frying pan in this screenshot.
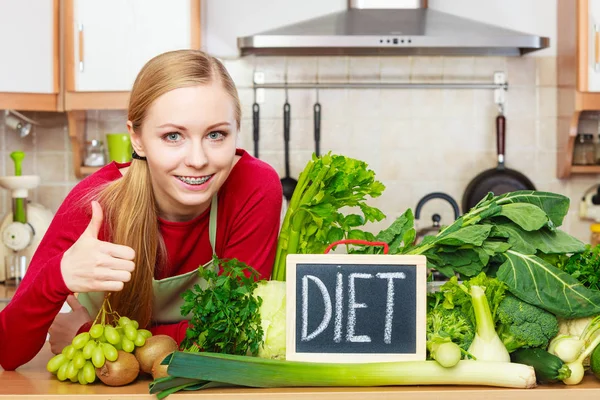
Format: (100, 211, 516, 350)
(461, 113, 535, 213)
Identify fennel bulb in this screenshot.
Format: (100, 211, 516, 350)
(467, 285, 510, 362)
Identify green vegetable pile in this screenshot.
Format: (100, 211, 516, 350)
(150, 153, 600, 396)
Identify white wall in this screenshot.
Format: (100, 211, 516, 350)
(429, 0, 557, 56)
(204, 0, 557, 58)
(204, 0, 346, 58)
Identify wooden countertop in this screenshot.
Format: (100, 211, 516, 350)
(1, 343, 600, 399)
(0, 284, 16, 302)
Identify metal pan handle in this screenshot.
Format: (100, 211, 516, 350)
(496, 114, 506, 167)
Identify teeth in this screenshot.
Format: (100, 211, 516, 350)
(177, 175, 211, 185)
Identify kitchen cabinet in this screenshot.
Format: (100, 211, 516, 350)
(64, 0, 200, 110)
(0, 0, 60, 111)
(557, 0, 600, 177)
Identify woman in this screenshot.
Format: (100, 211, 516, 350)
(0, 50, 282, 370)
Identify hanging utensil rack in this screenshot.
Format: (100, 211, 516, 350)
(252, 72, 508, 107)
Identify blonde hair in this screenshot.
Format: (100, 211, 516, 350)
(97, 50, 241, 328)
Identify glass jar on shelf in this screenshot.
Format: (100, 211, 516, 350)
(573, 133, 596, 165)
(84, 139, 106, 167)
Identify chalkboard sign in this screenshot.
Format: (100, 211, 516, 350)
(286, 254, 427, 363)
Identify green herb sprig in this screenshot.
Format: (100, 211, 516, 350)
(180, 256, 264, 356)
(560, 244, 600, 291)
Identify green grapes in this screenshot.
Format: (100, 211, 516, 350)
(46, 312, 152, 385)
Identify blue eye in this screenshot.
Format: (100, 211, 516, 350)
(164, 132, 181, 141)
(208, 131, 225, 140)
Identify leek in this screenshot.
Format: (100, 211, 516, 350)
(162, 350, 537, 389)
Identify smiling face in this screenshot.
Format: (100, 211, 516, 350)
(128, 83, 238, 221)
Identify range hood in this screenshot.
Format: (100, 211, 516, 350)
(238, 0, 549, 57)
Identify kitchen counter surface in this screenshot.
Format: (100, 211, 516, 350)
(0, 283, 16, 301)
(1, 343, 600, 399)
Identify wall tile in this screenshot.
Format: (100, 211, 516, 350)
(255, 56, 286, 83)
(237, 88, 255, 122)
(348, 89, 381, 119)
(287, 57, 318, 84)
(411, 57, 443, 83)
(36, 153, 67, 183)
(35, 124, 67, 152)
(314, 89, 349, 120)
(237, 118, 253, 153)
(410, 89, 443, 118)
(380, 57, 412, 82)
(223, 56, 255, 88)
(442, 57, 475, 82)
(505, 118, 536, 151)
(537, 57, 557, 87)
(37, 185, 69, 213)
(380, 89, 413, 119)
(504, 87, 536, 120)
(537, 117, 558, 151)
(317, 57, 349, 83)
(473, 57, 506, 80)
(97, 110, 128, 135)
(349, 57, 380, 81)
(507, 56, 537, 86)
(255, 118, 282, 152)
(287, 89, 317, 119)
(5, 127, 35, 153)
(441, 89, 475, 118)
(537, 87, 557, 118)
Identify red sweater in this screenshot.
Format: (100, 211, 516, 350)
(0, 149, 282, 370)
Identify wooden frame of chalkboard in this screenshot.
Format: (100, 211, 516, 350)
(286, 254, 427, 363)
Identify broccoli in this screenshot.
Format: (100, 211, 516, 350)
(427, 307, 475, 354)
(496, 294, 559, 353)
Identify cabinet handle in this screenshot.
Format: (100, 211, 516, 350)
(78, 23, 84, 73)
(595, 24, 600, 73)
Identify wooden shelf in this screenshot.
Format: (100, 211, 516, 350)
(556, 1, 600, 178)
(570, 165, 600, 174)
(576, 92, 600, 111)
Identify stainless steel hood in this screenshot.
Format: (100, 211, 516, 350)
(238, 1, 549, 57)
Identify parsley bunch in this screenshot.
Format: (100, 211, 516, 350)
(180, 256, 264, 356)
(560, 244, 600, 291)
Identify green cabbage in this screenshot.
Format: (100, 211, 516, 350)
(253, 280, 287, 359)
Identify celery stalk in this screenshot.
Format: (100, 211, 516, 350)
(272, 153, 385, 281)
(164, 351, 536, 389)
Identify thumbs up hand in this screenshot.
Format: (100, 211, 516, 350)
(60, 201, 136, 293)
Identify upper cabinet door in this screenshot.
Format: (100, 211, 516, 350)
(587, 0, 600, 91)
(72, 0, 193, 92)
(0, 0, 57, 93)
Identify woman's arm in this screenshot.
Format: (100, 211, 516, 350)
(0, 204, 86, 370)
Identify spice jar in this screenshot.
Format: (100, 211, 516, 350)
(573, 133, 596, 165)
(84, 139, 106, 167)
